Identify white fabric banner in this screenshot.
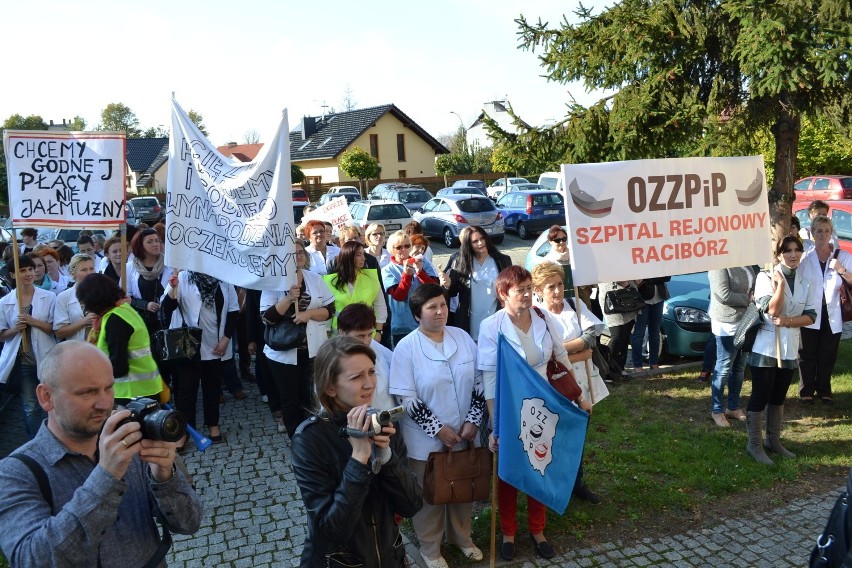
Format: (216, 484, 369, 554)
(303, 196, 353, 230)
(165, 98, 297, 290)
(3, 130, 125, 227)
(562, 156, 770, 286)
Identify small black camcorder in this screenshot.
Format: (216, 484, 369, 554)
(340, 405, 405, 438)
(118, 397, 187, 442)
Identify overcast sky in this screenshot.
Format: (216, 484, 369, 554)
(2, 0, 610, 145)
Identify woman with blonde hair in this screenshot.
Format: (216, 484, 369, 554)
(53, 254, 98, 342)
(365, 223, 391, 267)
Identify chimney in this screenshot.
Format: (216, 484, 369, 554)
(228, 141, 238, 147)
(302, 116, 317, 140)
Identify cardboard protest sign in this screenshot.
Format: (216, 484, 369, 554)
(562, 156, 770, 285)
(165, 97, 297, 290)
(303, 196, 353, 231)
(3, 131, 125, 227)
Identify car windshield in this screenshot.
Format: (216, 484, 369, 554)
(399, 191, 430, 203)
(132, 198, 158, 207)
(368, 204, 410, 220)
(457, 199, 496, 213)
(531, 194, 563, 206)
(840, 178, 852, 189)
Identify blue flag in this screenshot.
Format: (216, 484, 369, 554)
(495, 334, 588, 514)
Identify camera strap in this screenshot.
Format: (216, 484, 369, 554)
(142, 523, 172, 568)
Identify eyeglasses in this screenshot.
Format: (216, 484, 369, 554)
(294, 251, 307, 257)
(394, 243, 412, 250)
(783, 248, 803, 253)
(370, 232, 385, 238)
(551, 237, 568, 244)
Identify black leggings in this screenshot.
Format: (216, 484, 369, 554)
(266, 349, 313, 438)
(747, 365, 794, 411)
(173, 359, 222, 430)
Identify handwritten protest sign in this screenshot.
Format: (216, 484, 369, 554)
(165, 98, 297, 290)
(303, 196, 353, 231)
(562, 156, 770, 286)
(3, 131, 125, 227)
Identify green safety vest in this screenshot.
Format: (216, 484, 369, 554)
(323, 268, 380, 332)
(97, 303, 162, 399)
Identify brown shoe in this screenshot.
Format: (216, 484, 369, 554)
(712, 412, 731, 427)
(724, 408, 747, 422)
(233, 390, 247, 400)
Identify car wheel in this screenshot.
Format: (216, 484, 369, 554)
(443, 227, 458, 248)
(517, 222, 530, 240)
(491, 235, 504, 245)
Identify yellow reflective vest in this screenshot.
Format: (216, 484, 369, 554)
(97, 303, 162, 399)
(323, 268, 380, 332)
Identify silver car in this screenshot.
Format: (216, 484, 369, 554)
(413, 195, 504, 247)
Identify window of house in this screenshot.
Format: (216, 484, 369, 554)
(397, 134, 406, 162)
(370, 134, 379, 159)
(398, 170, 407, 178)
(305, 176, 322, 185)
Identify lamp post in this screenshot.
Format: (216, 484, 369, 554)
(449, 111, 466, 151)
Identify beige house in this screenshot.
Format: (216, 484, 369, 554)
(289, 104, 448, 187)
(125, 138, 169, 195)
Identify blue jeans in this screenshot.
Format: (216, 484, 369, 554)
(14, 361, 45, 438)
(711, 334, 746, 414)
(702, 334, 717, 371)
(631, 302, 664, 367)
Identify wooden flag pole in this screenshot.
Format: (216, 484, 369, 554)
(573, 286, 596, 404)
(10, 230, 29, 352)
(120, 223, 127, 294)
(489, 449, 498, 568)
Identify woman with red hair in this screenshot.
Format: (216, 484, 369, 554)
(304, 219, 339, 275)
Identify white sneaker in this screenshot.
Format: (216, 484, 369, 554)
(260, 395, 269, 403)
(458, 545, 484, 561)
(420, 552, 449, 568)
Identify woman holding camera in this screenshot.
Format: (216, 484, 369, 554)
(75, 273, 163, 405)
(292, 335, 422, 568)
(389, 284, 485, 568)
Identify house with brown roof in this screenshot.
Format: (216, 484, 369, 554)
(126, 138, 169, 195)
(217, 142, 264, 162)
(289, 104, 448, 186)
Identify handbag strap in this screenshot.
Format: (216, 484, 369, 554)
(531, 306, 561, 363)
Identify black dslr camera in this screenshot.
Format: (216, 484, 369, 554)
(118, 397, 187, 442)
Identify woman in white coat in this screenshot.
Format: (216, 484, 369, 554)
(261, 240, 335, 438)
(389, 284, 485, 568)
(531, 262, 606, 504)
(745, 236, 817, 465)
(0, 255, 57, 437)
(477, 266, 591, 561)
(126, 228, 172, 337)
(162, 270, 240, 447)
(798, 215, 852, 404)
(53, 254, 97, 342)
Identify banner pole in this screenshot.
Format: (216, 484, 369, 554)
(573, 286, 596, 404)
(120, 224, 127, 294)
(10, 230, 29, 352)
(489, 449, 497, 568)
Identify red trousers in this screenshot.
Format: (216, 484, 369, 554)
(497, 478, 546, 536)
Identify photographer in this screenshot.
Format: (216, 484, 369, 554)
(291, 335, 422, 568)
(0, 341, 202, 567)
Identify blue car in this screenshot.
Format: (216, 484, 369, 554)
(496, 190, 565, 240)
(661, 272, 711, 358)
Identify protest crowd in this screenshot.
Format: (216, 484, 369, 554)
(0, 201, 847, 567)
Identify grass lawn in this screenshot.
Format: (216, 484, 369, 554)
(463, 340, 852, 555)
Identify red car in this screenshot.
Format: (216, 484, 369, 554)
(793, 199, 852, 254)
(793, 175, 852, 202)
(292, 188, 311, 204)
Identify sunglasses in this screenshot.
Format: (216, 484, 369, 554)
(394, 243, 412, 250)
(370, 232, 385, 237)
(551, 237, 568, 244)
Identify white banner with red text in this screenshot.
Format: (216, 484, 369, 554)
(165, 97, 297, 290)
(303, 196, 354, 231)
(562, 156, 770, 286)
(3, 130, 125, 228)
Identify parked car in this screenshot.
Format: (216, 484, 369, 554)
(413, 195, 504, 247)
(127, 196, 164, 225)
(451, 179, 487, 191)
(327, 185, 360, 195)
(317, 192, 360, 206)
(292, 188, 311, 204)
(293, 203, 308, 225)
(496, 190, 565, 240)
(437, 186, 487, 197)
(793, 199, 852, 254)
(383, 187, 433, 212)
(368, 182, 408, 200)
(537, 172, 564, 193)
(492, 182, 550, 201)
(486, 177, 530, 199)
(793, 175, 852, 202)
(348, 200, 413, 234)
(36, 228, 109, 248)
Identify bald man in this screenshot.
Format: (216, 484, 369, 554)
(0, 341, 202, 567)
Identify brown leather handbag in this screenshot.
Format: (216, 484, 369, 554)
(422, 444, 492, 505)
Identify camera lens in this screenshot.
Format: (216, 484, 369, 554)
(142, 409, 187, 442)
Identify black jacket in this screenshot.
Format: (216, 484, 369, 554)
(445, 250, 513, 334)
(292, 413, 422, 568)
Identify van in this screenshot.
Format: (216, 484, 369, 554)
(537, 172, 564, 193)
